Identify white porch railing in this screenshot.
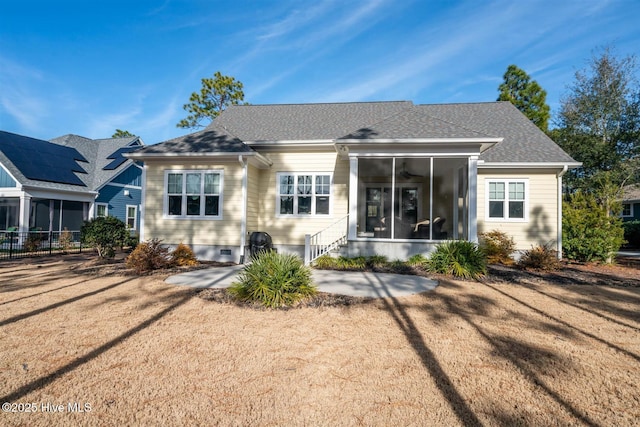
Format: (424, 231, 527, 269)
(304, 214, 349, 265)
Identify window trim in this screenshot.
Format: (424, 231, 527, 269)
(126, 204, 138, 230)
(485, 178, 529, 222)
(96, 203, 108, 218)
(621, 203, 633, 218)
(163, 169, 224, 220)
(276, 172, 333, 217)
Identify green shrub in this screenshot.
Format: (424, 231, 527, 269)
(81, 216, 129, 258)
(366, 255, 388, 269)
(171, 243, 198, 266)
(406, 253, 428, 267)
(518, 244, 561, 271)
(125, 238, 172, 274)
(623, 220, 640, 249)
(563, 191, 625, 263)
(229, 251, 317, 308)
(313, 255, 339, 269)
(426, 240, 487, 280)
(479, 230, 516, 264)
(125, 233, 140, 250)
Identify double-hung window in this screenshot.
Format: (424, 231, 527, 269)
(486, 179, 527, 221)
(277, 173, 331, 216)
(165, 170, 223, 219)
(126, 205, 137, 229)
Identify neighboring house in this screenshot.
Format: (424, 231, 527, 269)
(0, 131, 144, 235)
(127, 101, 580, 264)
(621, 184, 640, 221)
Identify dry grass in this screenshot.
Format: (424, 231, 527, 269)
(1, 253, 639, 426)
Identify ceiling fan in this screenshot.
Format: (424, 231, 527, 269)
(398, 162, 423, 179)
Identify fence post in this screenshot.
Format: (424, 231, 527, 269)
(9, 231, 14, 259)
(49, 231, 53, 255)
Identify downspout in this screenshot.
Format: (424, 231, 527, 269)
(556, 165, 568, 260)
(239, 155, 248, 263)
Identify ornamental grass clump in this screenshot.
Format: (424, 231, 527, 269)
(229, 251, 317, 308)
(426, 240, 487, 280)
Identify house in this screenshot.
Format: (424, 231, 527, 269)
(621, 184, 640, 221)
(127, 101, 580, 264)
(0, 131, 144, 235)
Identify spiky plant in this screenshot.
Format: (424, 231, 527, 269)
(426, 240, 487, 280)
(229, 251, 317, 308)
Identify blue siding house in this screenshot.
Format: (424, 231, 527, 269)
(621, 184, 640, 222)
(0, 131, 144, 234)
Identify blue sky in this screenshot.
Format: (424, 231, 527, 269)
(1, 0, 639, 145)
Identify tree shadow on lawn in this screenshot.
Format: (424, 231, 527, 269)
(0, 286, 195, 403)
(418, 279, 601, 427)
(365, 274, 485, 427)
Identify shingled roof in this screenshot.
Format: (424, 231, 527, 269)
(49, 134, 143, 189)
(136, 101, 578, 165)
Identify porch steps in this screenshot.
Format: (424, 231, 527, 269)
(304, 214, 349, 265)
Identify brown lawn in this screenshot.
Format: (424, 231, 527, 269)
(0, 253, 639, 426)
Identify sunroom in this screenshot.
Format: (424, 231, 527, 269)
(318, 138, 500, 260)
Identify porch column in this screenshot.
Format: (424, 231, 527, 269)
(348, 156, 358, 240)
(18, 193, 31, 236)
(468, 156, 478, 243)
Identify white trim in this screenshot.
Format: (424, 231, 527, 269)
(126, 151, 273, 167)
(140, 164, 147, 241)
(484, 178, 529, 223)
(557, 165, 568, 260)
(480, 162, 582, 169)
(126, 204, 138, 230)
(275, 172, 333, 218)
(621, 203, 634, 218)
(99, 182, 142, 190)
(468, 157, 478, 242)
(338, 137, 503, 144)
(163, 169, 224, 220)
(0, 163, 20, 188)
(348, 157, 358, 240)
(239, 155, 248, 261)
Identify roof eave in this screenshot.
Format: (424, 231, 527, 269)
(479, 161, 583, 169)
(125, 151, 273, 167)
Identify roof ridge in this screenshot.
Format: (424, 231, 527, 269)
(228, 100, 413, 108)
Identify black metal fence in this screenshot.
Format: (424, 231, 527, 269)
(0, 230, 85, 261)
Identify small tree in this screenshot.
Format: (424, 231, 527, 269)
(177, 71, 245, 129)
(497, 64, 551, 131)
(563, 191, 625, 263)
(81, 217, 129, 258)
(112, 129, 135, 138)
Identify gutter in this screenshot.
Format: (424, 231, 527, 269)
(239, 155, 248, 263)
(556, 165, 569, 260)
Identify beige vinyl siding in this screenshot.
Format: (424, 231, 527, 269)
(246, 164, 261, 233)
(478, 169, 559, 250)
(256, 151, 349, 245)
(143, 160, 244, 247)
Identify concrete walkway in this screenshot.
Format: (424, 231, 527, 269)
(166, 265, 438, 298)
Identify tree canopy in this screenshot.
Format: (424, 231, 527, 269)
(497, 64, 551, 131)
(177, 71, 245, 129)
(112, 129, 135, 138)
(553, 47, 640, 202)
